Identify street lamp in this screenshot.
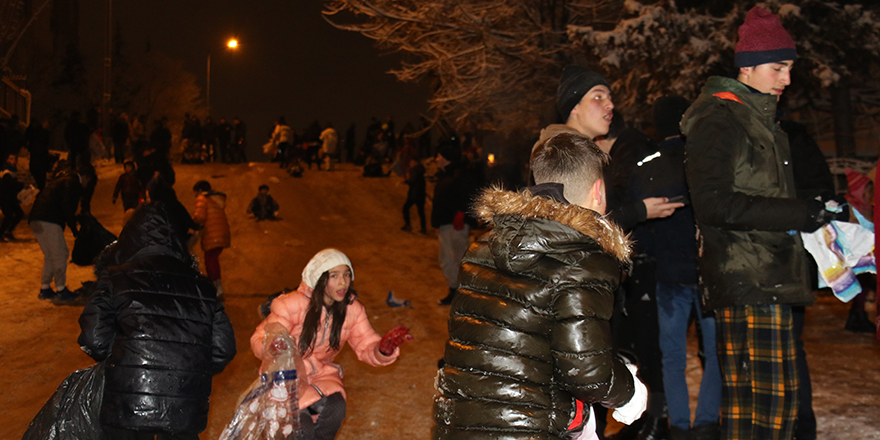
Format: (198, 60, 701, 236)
(206, 38, 239, 116)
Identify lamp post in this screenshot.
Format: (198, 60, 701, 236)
(206, 38, 238, 116)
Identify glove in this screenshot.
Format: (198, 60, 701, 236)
(802, 199, 836, 233)
(612, 363, 648, 425)
(453, 211, 466, 230)
(379, 325, 414, 356)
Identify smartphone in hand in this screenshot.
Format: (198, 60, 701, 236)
(667, 195, 688, 205)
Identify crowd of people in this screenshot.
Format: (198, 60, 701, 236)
(3, 6, 878, 440)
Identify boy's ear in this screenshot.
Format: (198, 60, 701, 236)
(590, 178, 606, 214)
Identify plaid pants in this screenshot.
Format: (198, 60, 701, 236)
(716, 304, 798, 440)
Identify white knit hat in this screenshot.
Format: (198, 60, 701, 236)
(302, 248, 355, 289)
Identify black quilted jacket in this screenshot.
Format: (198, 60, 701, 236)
(78, 202, 236, 435)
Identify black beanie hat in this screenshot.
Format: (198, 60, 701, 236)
(653, 96, 691, 139)
(557, 66, 609, 121)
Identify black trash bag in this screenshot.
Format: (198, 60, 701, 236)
(23, 362, 107, 440)
(71, 215, 117, 266)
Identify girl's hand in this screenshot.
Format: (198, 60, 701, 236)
(379, 325, 414, 356)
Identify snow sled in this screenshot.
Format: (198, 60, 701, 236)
(71, 214, 117, 266)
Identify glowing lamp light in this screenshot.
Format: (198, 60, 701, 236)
(227, 39, 239, 49)
(487, 154, 496, 165)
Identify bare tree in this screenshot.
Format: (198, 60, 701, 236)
(322, 0, 622, 135)
(568, 0, 880, 155)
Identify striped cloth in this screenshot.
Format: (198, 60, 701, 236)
(716, 304, 799, 440)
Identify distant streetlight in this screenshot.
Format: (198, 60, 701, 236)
(207, 38, 239, 116)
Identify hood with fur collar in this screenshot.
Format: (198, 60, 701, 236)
(474, 186, 631, 269)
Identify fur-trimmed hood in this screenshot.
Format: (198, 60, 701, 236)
(474, 186, 631, 266)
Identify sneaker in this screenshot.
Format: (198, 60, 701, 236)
(38, 287, 57, 300)
(55, 288, 78, 302)
(400, 224, 412, 232)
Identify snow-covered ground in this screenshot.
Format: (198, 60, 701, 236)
(0, 161, 877, 439)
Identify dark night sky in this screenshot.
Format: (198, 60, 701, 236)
(78, 0, 431, 155)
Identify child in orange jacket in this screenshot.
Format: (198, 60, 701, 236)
(193, 180, 230, 298)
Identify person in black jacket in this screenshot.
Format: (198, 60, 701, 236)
(434, 132, 646, 440)
(431, 144, 475, 305)
(401, 157, 426, 233)
(65, 111, 91, 169)
(28, 168, 89, 301)
(25, 118, 52, 190)
(0, 152, 25, 241)
(78, 202, 236, 440)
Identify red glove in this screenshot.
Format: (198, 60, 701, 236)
(453, 211, 466, 230)
(379, 325, 414, 356)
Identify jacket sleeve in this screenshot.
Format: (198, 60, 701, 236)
(193, 194, 208, 225)
(345, 301, 398, 366)
(77, 277, 117, 361)
(685, 112, 809, 232)
(211, 301, 237, 374)
(551, 283, 634, 409)
(250, 292, 302, 360)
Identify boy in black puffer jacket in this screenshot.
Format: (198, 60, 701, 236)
(434, 132, 646, 440)
(78, 202, 236, 440)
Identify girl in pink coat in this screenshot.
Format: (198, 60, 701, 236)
(250, 248, 412, 440)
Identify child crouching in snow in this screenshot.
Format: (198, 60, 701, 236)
(250, 248, 412, 439)
(247, 184, 280, 220)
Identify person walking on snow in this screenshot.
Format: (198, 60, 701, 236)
(192, 180, 231, 299)
(78, 202, 236, 440)
(28, 167, 90, 301)
(251, 248, 412, 440)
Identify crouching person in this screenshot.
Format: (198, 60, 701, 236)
(78, 202, 236, 440)
(434, 132, 647, 439)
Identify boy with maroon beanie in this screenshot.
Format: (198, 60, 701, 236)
(680, 6, 837, 440)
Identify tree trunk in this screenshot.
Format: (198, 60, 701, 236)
(830, 79, 856, 158)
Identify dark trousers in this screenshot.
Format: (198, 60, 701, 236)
(30, 165, 47, 190)
(402, 198, 425, 230)
(792, 306, 816, 440)
(103, 425, 198, 440)
(300, 392, 346, 440)
(204, 247, 223, 281)
(114, 140, 127, 163)
(217, 140, 229, 163)
(0, 202, 23, 236)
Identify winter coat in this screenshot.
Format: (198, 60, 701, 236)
(77, 202, 236, 435)
(193, 190, 230, 251)
(247, 194, 279, 219)
(112, 172, 142, 205)
(28, 172, 82, 232)
(628, 137, 698, 285)
(0, 165, 23, 209)
(272, 124, 294, 145)
(430, 162, 478, 228)
(681, 76, 813, 311)
(250, 286, 398, 410)
(405, 162, 426, 201)
(434, 184, 635, 440)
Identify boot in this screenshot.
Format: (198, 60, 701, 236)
(637, 416, 669, 440)
(214, 279, 225, 301)
(438, 287, 457, 306)
(689, 423, 719, 440)
(668, 426, 688, 440)
(845, 308, 876, 333)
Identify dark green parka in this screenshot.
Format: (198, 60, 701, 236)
(434, 185, 635, 440)
(680, 76, 813, 311)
